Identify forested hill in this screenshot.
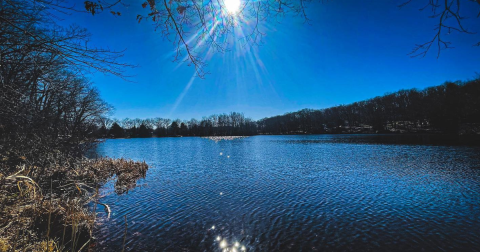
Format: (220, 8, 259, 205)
(258, 79, 480, 135)
(96, 79, 480, 138)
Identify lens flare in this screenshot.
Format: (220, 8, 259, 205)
(224, 0, 240, 14)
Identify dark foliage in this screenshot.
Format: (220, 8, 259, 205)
(103, 112, 258, 138)
(98, 79, 480, 138)
(257, 80, 480, 135)
(0, 0, 119, 176)
(0, 1, 141, 250)
(138, 124, 153, 138)
(109, 122, 125, 138)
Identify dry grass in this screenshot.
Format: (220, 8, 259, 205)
(0, 158, 148, 251)
(0, 238, 10, 252)
(74, 158, 149, 194)
(202, 136, 248, 142)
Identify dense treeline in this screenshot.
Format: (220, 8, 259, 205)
(258, 79, 480, 135)
(0, 1, 145, 250)
(0, 0, 135, 170)
(0, 0, 123, 174)
(95, 112, 258, 138)
(98, 79, 480, 138)
(257, 79, 480, 134)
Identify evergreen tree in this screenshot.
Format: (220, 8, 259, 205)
(109, 123, 125, 138)
(138, 124, 152, 138)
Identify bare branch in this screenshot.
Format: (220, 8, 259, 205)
(405, 0, 479, 57)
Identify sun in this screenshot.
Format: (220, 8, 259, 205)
(224, 0, 241, 14)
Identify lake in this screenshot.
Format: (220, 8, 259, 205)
(93, 135, 480, 251)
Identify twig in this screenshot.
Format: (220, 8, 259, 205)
(77, 238, 90, 252)
(0, 222, 13, 234)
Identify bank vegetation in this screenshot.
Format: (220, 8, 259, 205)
(0, 1, 147, 251)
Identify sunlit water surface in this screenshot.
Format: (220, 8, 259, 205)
(93, 135, 480, 251)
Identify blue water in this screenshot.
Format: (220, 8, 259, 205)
(93, 135, 480, 251)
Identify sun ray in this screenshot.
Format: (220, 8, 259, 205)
(168, 72, 197, 118)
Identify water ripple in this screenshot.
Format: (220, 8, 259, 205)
(93, 135, 480, 251)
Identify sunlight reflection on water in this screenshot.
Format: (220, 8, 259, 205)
(94, 135, 480, 251)
(213, 232, 247, 252)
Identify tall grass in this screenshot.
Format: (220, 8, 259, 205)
(0, 158, 148, 251)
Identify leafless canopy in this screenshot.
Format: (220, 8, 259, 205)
(0, 0, 130, 172)
(84, 0, 480, 77)
(83, 0, 315, 78)
(0, 0, 135, 78)
(400, 0, 480, 57)
(4, 0, 480, 79)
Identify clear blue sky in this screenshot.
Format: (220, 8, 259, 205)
(65, 0, 480, 120)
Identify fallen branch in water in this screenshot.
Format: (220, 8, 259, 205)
(97, 202, 111, 218)
(0, 157, 149, 251)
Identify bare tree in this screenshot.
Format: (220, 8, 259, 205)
(9, 0, 479, 78)
(133, 118, 143, 128)
(0, 0, 131, 173)
(400, 0, 480, 57)
(82, 0, 480, 75)
(99, 116, 115, 129)
(0, 0, 134, 78)
(122, 118, 135, 128)
(77, 0, 314, 78)
(142, 118, 156, 129)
